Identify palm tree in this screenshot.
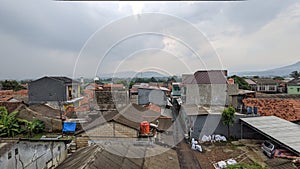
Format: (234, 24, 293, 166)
(0, 107, 20, 137)
(290, 71, 300, 78)
(222, 106, 236, 138)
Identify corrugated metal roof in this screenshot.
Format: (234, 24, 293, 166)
(56, 144, 179, 169)
(241, 116, 300, 155)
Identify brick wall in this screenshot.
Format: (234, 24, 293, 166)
(243, 98, 300, 121)
(95, 91, 128, 110)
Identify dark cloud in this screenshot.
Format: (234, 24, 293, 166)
(0, 1, 125, 52)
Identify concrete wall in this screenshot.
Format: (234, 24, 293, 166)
(76, 121, 138, 148)
(0, 140, 67, 169)
(138, 88, 166, 106)
(185, 84, 227, 106)
(179, 108, 264, 140)
(29, 78, 66, 104)
(287, 85, 300, 94)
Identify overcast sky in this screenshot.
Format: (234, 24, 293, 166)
(0, 0, 300, 80)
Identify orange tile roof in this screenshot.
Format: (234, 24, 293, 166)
(243, 98, 300, 121)
(0, 95, 13, 102)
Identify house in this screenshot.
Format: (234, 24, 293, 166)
(182, 70, 228, 106)
(244, 79, 257, 91)
(287, 78, 300, 94)
(137, 86, 169, 106)
(102, 83, 125, 91)
(75, 103, 172, 148)
(95, 90, 129, 111)
(229, 89, 256, 112)
(84, 83, 102, 90)
(28, 76, 80, 105)
(251, 78, 278, 93)
(0, 138, 71, 169)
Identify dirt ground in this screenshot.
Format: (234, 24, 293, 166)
(183, 139, 298, 169)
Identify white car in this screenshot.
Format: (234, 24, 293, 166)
(261, 141, 275, 158)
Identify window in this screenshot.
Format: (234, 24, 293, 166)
(269, 86, 275, 91)
(298, 88, 300, 92)
(259, 85, 265, 91)
(15, 148, 18, 155)
(58, 146, 61, 151)
(8, 152, 12, 159)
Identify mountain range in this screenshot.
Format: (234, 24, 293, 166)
(98, 61, 300, 78)
(98, 71, 168, 78)
(233, 61, 300, 77)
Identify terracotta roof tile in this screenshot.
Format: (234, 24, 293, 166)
(243, 98, 300, 121)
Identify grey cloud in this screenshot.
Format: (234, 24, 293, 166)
(223, 0, 297, 33)
(0, 1, 126, 52)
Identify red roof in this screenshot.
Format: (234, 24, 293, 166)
(0, 95, 13, 102)
(243, 98, 300, 121)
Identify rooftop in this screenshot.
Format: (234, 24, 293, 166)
(31, 76, 79, 84)
(252, 78, 277, 85)
(77, 103, 172, 135)
(241, 116, 300, 156)
(56, 144, 179, 169)
(288, 78, 300, 86)
(181, 104, 209, 116)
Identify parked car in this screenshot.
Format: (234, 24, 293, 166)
(261, 141, 275, 158)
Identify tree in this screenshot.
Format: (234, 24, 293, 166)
(290, 71, 300, 78)
(228, 75, 251, 90)
(1, 80, 26, 91)
(150, 77, 157, 82)
(222, 106, 236, 138)
(0, 107, 20, 137)
(273, 76, 284, 81)
(23, 119, 45, 137)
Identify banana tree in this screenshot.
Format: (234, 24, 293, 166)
(0, 107, 20, 137)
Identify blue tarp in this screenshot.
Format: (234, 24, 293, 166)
(63, 122, 76, 132)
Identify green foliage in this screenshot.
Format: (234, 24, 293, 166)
(0, 107, 45, 138)
(290, 71, 300, 78)
(222, 106, 236, 138)
(1, 80, 26, 91)
(272, 76, 284, 81)
(23, 119, 45, 137)
(226, 163, 266, 169)
(228, 75, 251, 90)
(0, 107, 20, 137)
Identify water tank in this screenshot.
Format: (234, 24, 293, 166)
(140, 121, 150, 135)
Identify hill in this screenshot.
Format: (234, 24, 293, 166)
(234, 61, 300, 77)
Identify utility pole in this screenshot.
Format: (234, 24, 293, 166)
(56, 94, 64, 136)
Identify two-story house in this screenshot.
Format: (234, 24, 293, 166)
(251, 78, 278, 93)
(28, 76, 80, 105)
